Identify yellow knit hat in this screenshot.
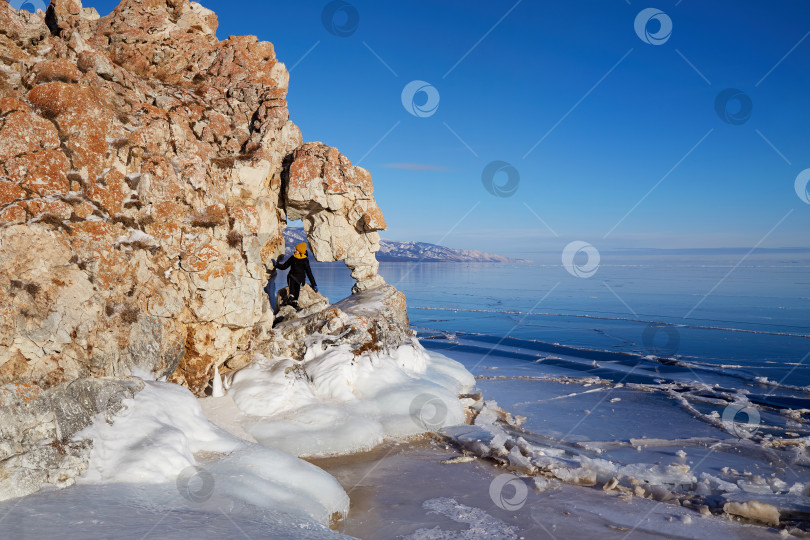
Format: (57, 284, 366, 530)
(293, 242, 307, 259)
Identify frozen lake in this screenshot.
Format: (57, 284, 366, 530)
(3, 254, 808, 538)
(312, 254, 810, 531)
(306, 253, 809, 381)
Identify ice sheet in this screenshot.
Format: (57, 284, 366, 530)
(428, 341, 810, 529)
(309, 439, 786, 539)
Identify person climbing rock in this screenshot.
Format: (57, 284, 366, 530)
(274, 242, 318, 310)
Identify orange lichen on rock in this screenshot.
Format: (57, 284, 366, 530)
(229, 206, 260, 234)
(0, 111, 60, 162)
(6, 150, 71, 197)
(30, 58, 82, 85)
(0, 181, 26, 206)
(27, 82, 113, 180)
(0, 0, 393, 397)
(184, 244, 220, 273)
(87, 169, 129, 215)
(12, 382, 42, 403)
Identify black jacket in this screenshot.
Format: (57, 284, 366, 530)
(276, 255, 316, 288)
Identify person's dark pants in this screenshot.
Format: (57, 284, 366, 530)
(288, 277, 302, 309)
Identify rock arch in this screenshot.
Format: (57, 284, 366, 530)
(282, 142, 387, 293)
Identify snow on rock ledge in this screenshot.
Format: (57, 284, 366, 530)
(0, 377, 144, 500)
(227, 341, 475, 458)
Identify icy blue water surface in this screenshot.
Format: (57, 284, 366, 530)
(304, 253, 810, 387)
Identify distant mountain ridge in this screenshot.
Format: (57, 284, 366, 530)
(283, 228, 524, 262)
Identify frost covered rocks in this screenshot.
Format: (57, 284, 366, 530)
(0, 377, 144, 501)
(0, 0, 393, 397)
(226, 341, 476, 458)
(265, 285, 411, 362)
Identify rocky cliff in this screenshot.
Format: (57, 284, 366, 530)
(0, 0, 393, 399)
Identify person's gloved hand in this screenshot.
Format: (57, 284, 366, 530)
(312, 285, 319, 293)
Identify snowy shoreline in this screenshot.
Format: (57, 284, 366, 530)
(59, 340, 475, 534)
(3, 332, 807, 537)
(2, 337, 805, 537)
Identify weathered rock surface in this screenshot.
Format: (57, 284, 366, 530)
(285, 143, 387, 293)
(261, 285, 411, 362)
(275, 283, 331, 319)
(0, 377, 144, 500)
(0, 0, 394, 397)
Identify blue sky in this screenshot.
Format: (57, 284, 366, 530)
(77, 1, 810, 257)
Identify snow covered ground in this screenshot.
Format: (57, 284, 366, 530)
(219, 340, 474, 458)
(0, 341, 476, 538)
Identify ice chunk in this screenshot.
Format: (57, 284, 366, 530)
(402, 497, 519, 540)
(211, 364, 224, 398)
(724, 500, 780, 527)
(74, 381, 349, 525)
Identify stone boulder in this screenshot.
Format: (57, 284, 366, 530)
(275, 284, 330, 318)
(0, 377, 144, 501)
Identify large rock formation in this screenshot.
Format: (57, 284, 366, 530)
(0, 0, 393, 399)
